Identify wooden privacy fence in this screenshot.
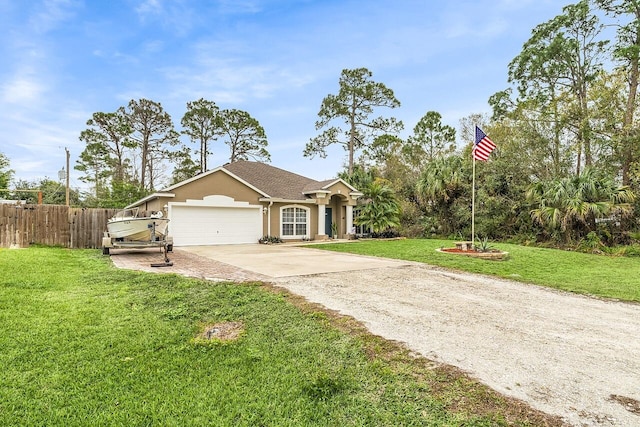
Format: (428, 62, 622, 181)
(0, 204, 118, 249)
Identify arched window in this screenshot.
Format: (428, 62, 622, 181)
(281, 205, 309, 239)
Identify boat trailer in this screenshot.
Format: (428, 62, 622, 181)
(102, 233, 174, 267)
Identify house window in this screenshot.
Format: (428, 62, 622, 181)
(281, 206, 308, 238)
(353, 207, 371, 236)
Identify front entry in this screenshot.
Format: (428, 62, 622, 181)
(325, 207, 333, 237)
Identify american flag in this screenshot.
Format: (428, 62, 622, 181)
(473, 126, 496, 161)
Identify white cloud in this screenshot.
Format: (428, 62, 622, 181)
(159, 52, 291, 105)
(216, 0, 263, 15)
(142, 39, 164, 54)
(439, 6, 509, 41)
(28, 0, 79, 34)
(135, 0, 163, 18)
(1, 75, 45, 104)
(134, 0, 199, 36)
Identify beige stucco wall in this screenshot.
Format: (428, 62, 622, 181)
(137, 170, 263, 211)
(173, 171, 263, 204)
(266, 201, 317, 240)
(137, 198, 164, 213)
(324, 181, 359, 206)
(327, 194, 349, 238)
(135, 170, 269, 232)
(133, 172, 360, 242)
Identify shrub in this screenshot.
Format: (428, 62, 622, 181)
(475, 236, 494, 253)
(259, 235, 283, 244)
(370, 229, 401, 239)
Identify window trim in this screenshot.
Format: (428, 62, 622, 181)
(280, 205, 310, 239)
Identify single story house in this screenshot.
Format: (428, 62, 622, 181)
(126, 160, 363, 246)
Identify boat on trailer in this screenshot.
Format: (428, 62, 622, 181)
(106, 208, 169, 241)
(102, 208, 173, 266)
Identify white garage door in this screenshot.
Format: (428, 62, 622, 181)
(168, 195, 262, 246)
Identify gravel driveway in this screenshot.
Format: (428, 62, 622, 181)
(110, 246, 640, 426)
(274, 264, 640, 427)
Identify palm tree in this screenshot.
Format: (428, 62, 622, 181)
(416, 155, 466, 236)
(527, 167, 635, 242)
(355, 179, 401, 233)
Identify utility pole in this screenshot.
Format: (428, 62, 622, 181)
(65, 147, 70, 206)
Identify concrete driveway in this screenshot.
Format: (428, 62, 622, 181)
(108, 243, 412, 281)
(179, 243, 412, 277)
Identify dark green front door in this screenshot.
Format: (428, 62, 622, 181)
(325, 207, 333, 237)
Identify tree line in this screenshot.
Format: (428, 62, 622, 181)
(0, 99, 270, 207)
(74, 98, 270, 207)
(308, 0, 640, 248)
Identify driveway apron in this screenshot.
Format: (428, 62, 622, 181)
(178, 244, 411, 277)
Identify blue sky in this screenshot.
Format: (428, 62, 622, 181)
(0, 0, 569, 192)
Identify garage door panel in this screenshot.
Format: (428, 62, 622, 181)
(169, 205, 262, 246)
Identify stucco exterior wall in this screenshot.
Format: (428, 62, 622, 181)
(266, 201, 317, 240)
(136, 170, 265, 216)
(130, 169, 360, 242)
(325, 181, 359, 206)
(172, 171, 263, 204)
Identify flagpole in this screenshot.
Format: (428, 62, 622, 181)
(472, 154, 476, 248)
(471, 126, 495, 249)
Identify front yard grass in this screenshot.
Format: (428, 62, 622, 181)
(0, 247, 563, 426)
(312, 239, 640, 302)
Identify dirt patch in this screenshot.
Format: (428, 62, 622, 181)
(196, 321, 245, 343)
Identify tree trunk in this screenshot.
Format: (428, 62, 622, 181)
(576, 141, 582, 176)
(348, 99, 356, 176)
(622, 43, 639, 185)
(201, 139, 206, 173)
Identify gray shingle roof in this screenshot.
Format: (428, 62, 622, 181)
(223, 161, 327, 200)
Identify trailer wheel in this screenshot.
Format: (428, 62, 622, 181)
(102, 247, 110, 255)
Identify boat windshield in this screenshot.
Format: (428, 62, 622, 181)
(112, 208, 139, 220)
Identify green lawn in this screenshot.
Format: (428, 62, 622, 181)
(0, 247, 562, 426)
(311, 239, 640, 302)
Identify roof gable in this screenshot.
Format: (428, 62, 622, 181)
(160, 165, 269, 197)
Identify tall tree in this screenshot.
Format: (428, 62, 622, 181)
(363, 134, 404, 166)
(404, 111, 456, 169)
(77, 110, 133, 187)
(416, 155, 468, 236)
(459, 113, 492, 154)
(587, 70, 629, 176)
(181, 98, 222, 173)
(75, 141, 113, 199)
(169, 146, 200, 184)
(304, 67, 403, 175)
(0, 152, 13, 197)
(596, 0, 640, 184)
(487, 90, 573, 180)
(126, 98, 180, 191)
(219, 109, 270, 163)
(508, 0, 608, 175)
